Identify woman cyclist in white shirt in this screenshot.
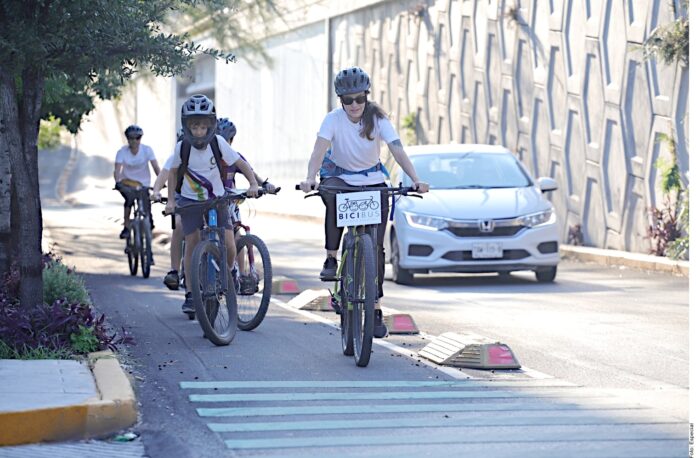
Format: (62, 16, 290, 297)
(299, 66, 429, 338)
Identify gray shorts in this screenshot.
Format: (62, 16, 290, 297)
(175, 196, 234, 236)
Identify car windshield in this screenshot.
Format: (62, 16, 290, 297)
(403, 152, 532, 189)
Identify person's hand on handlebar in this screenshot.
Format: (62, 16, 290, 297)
(246, 183, 260, 198)
(299, 178, 317, 193)
(164, 201, 175, 215)
(411, 181, 430, 193)
(151, 191, 162, 202)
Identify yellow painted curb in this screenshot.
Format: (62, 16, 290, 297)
(0, 351, 137, 446)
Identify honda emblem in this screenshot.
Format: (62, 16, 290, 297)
(478, 220, 494, 233)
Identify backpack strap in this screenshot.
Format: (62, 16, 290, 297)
(175, 137, 225, 194)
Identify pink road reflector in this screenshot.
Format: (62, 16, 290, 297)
(486, 344, 518, 367)
(272, 276, 300, 294)
(385, 313, 419, 334)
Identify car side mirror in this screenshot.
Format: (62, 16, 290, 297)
(537, 177, 558, 193)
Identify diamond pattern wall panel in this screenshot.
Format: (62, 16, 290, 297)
(327, 0, 685, 252)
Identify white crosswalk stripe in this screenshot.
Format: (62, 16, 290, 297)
(180, 380, 686, 457)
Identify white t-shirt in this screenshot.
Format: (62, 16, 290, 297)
(318, 107, 399, 185)
(166, 135, 241, 201)
(115, 144, 157, 187)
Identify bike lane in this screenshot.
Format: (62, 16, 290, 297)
(41, 202, 686, 458)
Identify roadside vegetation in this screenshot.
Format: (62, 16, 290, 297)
(0, 253, 132, 360)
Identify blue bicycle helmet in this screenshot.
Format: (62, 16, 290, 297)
(216, 118, 237, 143)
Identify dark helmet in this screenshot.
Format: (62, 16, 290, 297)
(334, 66, 371, 96)
(181, 94, 217, 149)
(124, 125, 143, 138)
(216, 118, 237, 143)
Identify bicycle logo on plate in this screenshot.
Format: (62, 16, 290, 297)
(336, 191, 382, 227)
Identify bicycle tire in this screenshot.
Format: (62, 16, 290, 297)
(139, 218, 152, 279)
(235, 234, 272, 331)
(349, 233, 376, 367)
(339, 240, 354, 356)
(127, 225, 138, 276)
(190, 241, 238, 346)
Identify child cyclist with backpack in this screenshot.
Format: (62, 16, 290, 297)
(164, 94, 260, 315)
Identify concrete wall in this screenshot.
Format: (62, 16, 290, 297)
(72, 0, 688, 253)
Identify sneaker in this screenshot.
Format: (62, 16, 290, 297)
(119, 228, 129, 239)
(320, 256, 338, 281)
(374, 309, 388, 338)
(182, 292, 194, 314)
(164, 270, 180, 290)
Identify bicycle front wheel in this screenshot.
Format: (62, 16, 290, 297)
(139, 218, 152, 279)
(347, 233, 376, 367)
(127, 225, 139, 276)
(235, 234, 272, 331)
(339, 240, 354, 356)
(190, 241, 238, 346)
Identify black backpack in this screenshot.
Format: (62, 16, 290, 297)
(175, 137, 225, 194)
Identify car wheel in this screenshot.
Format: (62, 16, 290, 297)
(390, 235, 414, 285)
(535, 266, 557, 283)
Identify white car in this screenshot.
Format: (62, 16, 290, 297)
(386, 144, 560, 284)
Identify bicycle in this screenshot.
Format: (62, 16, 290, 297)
(297, 183, 421, 367)
(115, 184, 154, 279)
(229, 187, 280, 331)
(178, 188, 271, 345)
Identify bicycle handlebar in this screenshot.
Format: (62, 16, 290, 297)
(295, 183, 423, 199)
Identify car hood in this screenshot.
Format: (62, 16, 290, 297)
(397, 187, 552, 220)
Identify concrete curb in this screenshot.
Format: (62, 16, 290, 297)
(0, 350, 137, 446)
(560, 244, 689, 276)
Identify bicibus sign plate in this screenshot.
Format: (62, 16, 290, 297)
(336, 191, 382, 227)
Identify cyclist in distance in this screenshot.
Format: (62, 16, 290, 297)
(298, 66, 429, 338)
(164, 95, 260, 316)
(114, 124, 161, 239)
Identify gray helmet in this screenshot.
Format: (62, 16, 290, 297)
(124, 125, 143, 138)
(334, 67, 371, 96)
(216, 118, 237, 143)
(181, 94, 217, 149)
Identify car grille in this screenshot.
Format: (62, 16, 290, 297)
(442, 249, 531, 261)
(445, 226, 524, 237)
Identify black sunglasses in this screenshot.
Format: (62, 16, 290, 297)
(340, 94, 367, 105)
(128, 136, 142, 140)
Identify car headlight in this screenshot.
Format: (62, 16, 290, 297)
(517, 209, 554, 227)
(404, 212, 448, 231)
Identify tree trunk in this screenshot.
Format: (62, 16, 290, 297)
(1, 66, 45, 307)
(0, 70, 18, 277)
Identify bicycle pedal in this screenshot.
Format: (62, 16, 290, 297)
(329, 291, 342, 314)
(320, 275, 338, 282)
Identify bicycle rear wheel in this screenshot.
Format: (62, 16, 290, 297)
(347, 233, 376, 367)
(139, 219, 152, 279)
(235, 234, 272, 331)
(127, 225, 139, 276)
(190, 241, 238, 346)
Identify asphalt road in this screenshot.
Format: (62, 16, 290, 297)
(40, 193, 688, 457)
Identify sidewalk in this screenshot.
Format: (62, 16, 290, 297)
(0, 351, 137, 447)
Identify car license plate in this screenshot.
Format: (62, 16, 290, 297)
(472, 242, 503, 259)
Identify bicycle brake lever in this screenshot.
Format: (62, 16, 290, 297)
(304, 192, 320, 199)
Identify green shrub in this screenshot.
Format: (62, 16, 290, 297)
(43, 260, 91, 306)
(38, 116, 64, 150)
(70, 325, 100, 354)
